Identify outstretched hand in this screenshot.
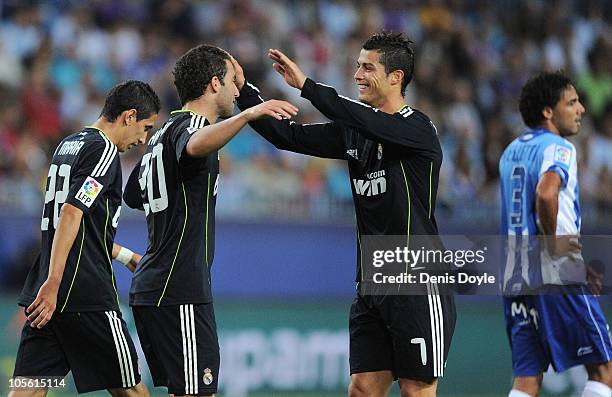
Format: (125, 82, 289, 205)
(242, 99, 299, 122)
(268, 49, 307, 90)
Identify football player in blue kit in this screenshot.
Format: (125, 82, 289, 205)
(499, 71, 611, 397)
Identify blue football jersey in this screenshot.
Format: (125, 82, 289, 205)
(499, 128, 584, 293)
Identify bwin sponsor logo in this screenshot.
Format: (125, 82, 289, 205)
(353, 177, 386, 196)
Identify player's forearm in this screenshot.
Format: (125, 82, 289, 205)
(238, 81, 346, 159)
(536, 193, 558, 235)
(47, 203, 83, 285)
(536, 171, 562, 236)
(301, 78, 366, 126)
(112, 243, 140, 272)
(236, 82, 295, 150)
(249, 117, 347, 159)
(185, 113, 249, 157)
(236, 81, 265, 110)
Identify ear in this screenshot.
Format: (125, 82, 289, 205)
(123, 109, 137, 125)
(389, 70, 404, 87)
(210, 76, 221, 94)
(542, 106, 553, 121)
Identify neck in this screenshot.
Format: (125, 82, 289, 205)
(376, 94, 406, 115)
(183, 97, 218, 124)
(91, 117, 120, 146)
(540, 121, 560, 135)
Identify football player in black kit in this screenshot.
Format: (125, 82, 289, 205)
(122, 45, 297, 397)
(233, 32, 456, 397)
(11, 80, 160, 397)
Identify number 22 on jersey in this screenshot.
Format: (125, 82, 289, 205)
(41, 164, 71, 231)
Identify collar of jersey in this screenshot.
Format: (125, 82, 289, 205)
(528, 127, 555, 136)
(85, 125, 111, 140)
(396, 104, 409, 113)
(170, 109, 194, 115)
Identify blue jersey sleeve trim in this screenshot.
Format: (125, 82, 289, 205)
(545, 164, 569, 188)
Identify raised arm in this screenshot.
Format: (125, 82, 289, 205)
(185, 99, 299, 157)
(301, 78, 437, 152)
(233, 57, 347, 160)
(268, 49, 438, 154)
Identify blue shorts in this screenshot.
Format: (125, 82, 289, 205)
(504, 287, 612, 376)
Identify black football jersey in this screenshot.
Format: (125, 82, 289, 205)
(124, 110, 218, 306)
(19, 127, 122, 312)
(237, 79, 442, 282)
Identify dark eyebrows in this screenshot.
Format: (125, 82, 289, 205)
(357, 61, 375, 68)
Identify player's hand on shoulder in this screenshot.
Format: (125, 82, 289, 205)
(268, 49, 306, 90)
(229, 55, 245, 91)
(27, 279, 59, 328)
(243, 99, 298, 121)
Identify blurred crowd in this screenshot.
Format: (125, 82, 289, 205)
(0, 0, 611, 226)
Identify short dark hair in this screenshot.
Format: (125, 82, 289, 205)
(173, 44, 231, 105)
(362, 31, 415, 96)
(519, 71, 574, 128)
(100, 80, 160, 122)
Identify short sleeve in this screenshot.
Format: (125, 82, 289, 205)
(174, 128, 192, 162)
(64, 139, 118, 213)
(539, 142, 573, 188)
(172, 113, 207, 163)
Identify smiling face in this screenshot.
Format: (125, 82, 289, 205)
(354, 49, 399, 108)
(548, 85, 585, 137)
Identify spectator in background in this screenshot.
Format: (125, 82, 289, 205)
(21, 57, 62, 141)
(0, 0, 610, 227)
(578, 37, 612, 119)
(585, 101, 612, 210)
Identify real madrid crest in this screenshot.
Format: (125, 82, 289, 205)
(203, 368, 214, 385)
(377, 143, 383, 160)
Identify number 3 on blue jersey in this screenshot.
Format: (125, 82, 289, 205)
(510, 165, 526, 228)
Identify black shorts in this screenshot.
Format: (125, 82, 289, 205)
(13, 309, 141, 393)
(132, 303, 219, 396)
(349, 290, 456, 380)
